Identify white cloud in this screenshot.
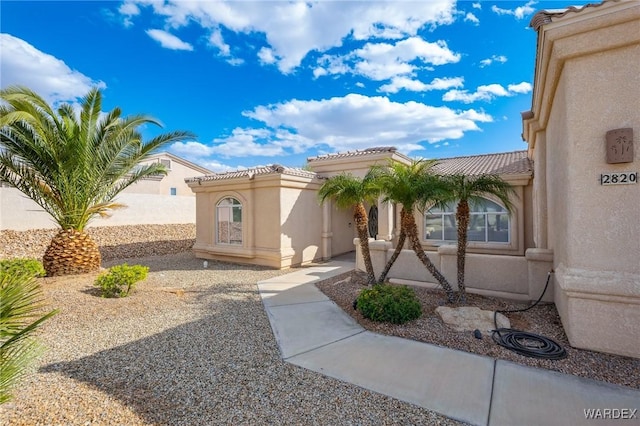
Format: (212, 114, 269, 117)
(208, 28, 230, 56)
(315, 37, 460, 82)
(118, 2, 140, 27)
(491, 1, 537, 19)
(257, 47, 277, 65)
(168, 141, 244, 173)
(472, 3, 482, 10)
(0, 34, 106, 104)
(379, 76, 464, 94)
(479, 54, 507, 67)
(508, 82, 532, 93)
(123, 1, 457, 73)
(202, 94, 492, 157)
(464, 12, 480, 25)
(146, 29, 193, 51)
(443, 81, 531, 103)
(226, 57, 244, 66)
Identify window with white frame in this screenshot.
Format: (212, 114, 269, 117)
(217, 197, 242, 244)
(425, 198, 510, 243)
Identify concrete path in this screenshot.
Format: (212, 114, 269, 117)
(257, 260, 640, 426)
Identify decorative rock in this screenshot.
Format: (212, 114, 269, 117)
(435, 306, 510, 335)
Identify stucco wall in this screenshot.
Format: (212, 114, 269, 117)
(280, 186, 324, 265)
(561, 47, 639, 273)
(523, 1, 640, 358)
(0, 187, 196, 231)
(189, 172, 325, 269)
(330, 205, 357, 256)
(359, 239, 552, 302)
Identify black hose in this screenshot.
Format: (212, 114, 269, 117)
(491, 271, 567, 360)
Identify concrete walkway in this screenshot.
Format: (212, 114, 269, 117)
(257, 260, 640, 426)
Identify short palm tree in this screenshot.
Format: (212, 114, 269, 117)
(372, 160, 455, 302)
(0, 86, 195, 276)
(318, 172, 380, 285)
(440, 174, 515, 302)
(0, 270, 58, 404)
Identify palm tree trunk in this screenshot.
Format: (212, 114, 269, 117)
(401, 208, 455, 302)
(377, 228, 405, 283)
(43, 228, 101, 276)
(354, 203, 376, 285)
(456, 200, 470, 303)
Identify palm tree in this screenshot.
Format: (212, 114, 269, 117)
(372, 160, 455, 302)
(440, 174, 515, 303)
(318, 172, 380, 285)
(0, 270, 58, 403)
(0, 86, 195, 276)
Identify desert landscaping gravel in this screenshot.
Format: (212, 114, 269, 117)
(1, 225, 638, 425)
(317, 272, 640, 390)
(0, 224, 197, 261)
(0, 227, 462, 426)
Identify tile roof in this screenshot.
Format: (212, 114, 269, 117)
(307, 146, 399, 163)
(185, 164, 318, 183)
(432, 151, 532, 177)
(530, 0, 613, 30)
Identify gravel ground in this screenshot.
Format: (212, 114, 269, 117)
(0, 251, 463, 426)
(317, 272, 640, 390)
(2, 227, 637, 424)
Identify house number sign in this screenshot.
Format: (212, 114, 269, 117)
(600, 172, 638, 185)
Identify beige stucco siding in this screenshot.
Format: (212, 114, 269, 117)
(330, 206, 357, 256)
(561, 46, 639, 273)
(544, 71, 571, 266)
(280, 186, 323, 264)
(523, 0, 640, 358)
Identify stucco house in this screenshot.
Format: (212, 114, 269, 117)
(126, 152, 213, 196)
(187, 147, 539, 291)
(187, 0, 638, 359)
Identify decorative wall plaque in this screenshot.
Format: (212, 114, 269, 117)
(606, 128, 633, 163)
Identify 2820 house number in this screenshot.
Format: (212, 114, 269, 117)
(600, 172, 638, 185)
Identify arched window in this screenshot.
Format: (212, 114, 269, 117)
(425, 198, 510, 243)
(217, 197, 242, 245)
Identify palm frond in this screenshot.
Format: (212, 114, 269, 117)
(0, 86, 195, 231)
(0, 270, 58, 403)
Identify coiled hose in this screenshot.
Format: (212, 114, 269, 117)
(491, 271, 567, 360)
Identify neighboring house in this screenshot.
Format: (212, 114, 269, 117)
(0, 152, 212, 230)
(126, 152, 213, 196)
(187, 0, 639, 359)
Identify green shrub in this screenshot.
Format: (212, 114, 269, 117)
(0, 259, 46, 278)
(94, 264, 148, 298)
(356, 284, 422, 324)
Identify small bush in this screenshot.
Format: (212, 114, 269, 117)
(94, 263, 148, 298)
(0, 258, 46, 278)
(356, 284, 422, 324)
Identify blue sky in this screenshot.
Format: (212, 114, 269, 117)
(1, 1, 591, 173)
